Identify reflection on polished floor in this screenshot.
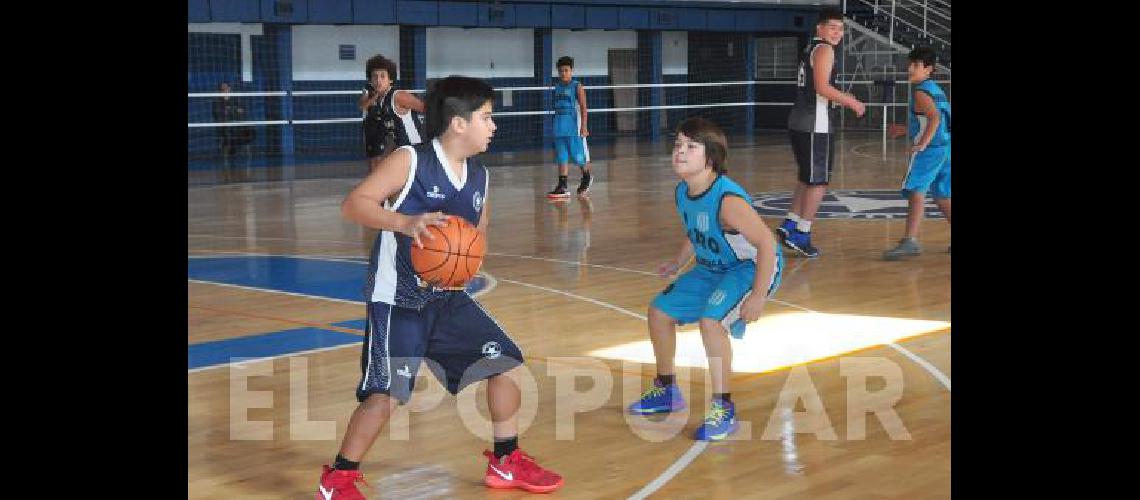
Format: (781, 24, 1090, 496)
(189, 133, 950, 499)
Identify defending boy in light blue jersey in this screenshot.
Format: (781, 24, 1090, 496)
(627, 117, 784, 442)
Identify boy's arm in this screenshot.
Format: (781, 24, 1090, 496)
(577, 83, 589, 137)
(912, 90, 939, 152)
(476, 167, 490, 235)
(341, 147, 448, 247)
(477, 198, 490, 235)
(811, 45, 865, 117)
(660, 239, 695, 278)
(358, 87, 380, 113)
(395, 90, 426, 114)
(675, 239, 694, 267)
(720, 196, 777, 321)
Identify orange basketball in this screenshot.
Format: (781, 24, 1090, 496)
(409, 215, 486, 288)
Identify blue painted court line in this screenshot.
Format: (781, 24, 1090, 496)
(188, 255, 490, 302)
(187, 256, 493, 371)
(188, 256, 368, 302)
(188, 327, 362, 370)
(330, 319, 367, 331)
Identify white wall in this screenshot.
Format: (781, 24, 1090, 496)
(428, 28, 534, 79)
(189, 23, 690, 82)
(663, 31, 688, 75)
(551, 30, 637, 77)
(188, 23, 263, 82)
(292, 25, 400, 81)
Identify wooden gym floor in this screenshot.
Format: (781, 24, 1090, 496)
(188, 131, 950, 499)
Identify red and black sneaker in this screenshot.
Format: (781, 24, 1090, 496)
(546, 183, 571, 199)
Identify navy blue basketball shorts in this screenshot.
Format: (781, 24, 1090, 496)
(356, 292, 524, 404)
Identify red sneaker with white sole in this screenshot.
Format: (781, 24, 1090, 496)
(482, 449, 564, 493)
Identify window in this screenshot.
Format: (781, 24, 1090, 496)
(339, 44, 356, 61)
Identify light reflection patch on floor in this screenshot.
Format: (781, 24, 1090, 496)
(587, 312, 950, 373)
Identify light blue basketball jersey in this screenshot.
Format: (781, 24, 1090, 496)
(674, 175, 757, 272)
(909, 79, 951, 147)
(552, 79, 582, 138)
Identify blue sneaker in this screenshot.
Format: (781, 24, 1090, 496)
(776, 219, 796, 241)
(784, 229, 820, 258)
(693, 399, 738, 441)
(628, 381, 686, 414)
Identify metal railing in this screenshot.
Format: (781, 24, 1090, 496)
(846, 0, 951, 49)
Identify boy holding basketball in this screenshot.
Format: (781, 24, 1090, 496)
(627, 117, 784, 441)
(318, 76, 564, 499)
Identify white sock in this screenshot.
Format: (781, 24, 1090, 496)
(797, 219, 813, 233)
(786, 212, 802, 224)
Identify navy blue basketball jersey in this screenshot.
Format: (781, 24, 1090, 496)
(362, 83, 384, 133)
(363, 84, 425, 147)
(674, 175, 757, 272)
(552, 79, 582, 138)
(366, 139, 488, 309)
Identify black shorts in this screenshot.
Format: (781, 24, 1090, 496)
(364, 130, 390, 159)
(789, 130, 835, 186)
(357, 293, 524, 404)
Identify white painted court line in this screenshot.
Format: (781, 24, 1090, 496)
(188, 252, 950, 496)
(188, 343, 360, 374)
(188, 255, 494, 299)
(188, 257, 497, 373)
(188, 233, 361, 246)
(495, 274, 950, 499)
(497, 279, 647, 321)
(187, 279, 365, 305)
(769, 297, 952, 391)
(627, 441, 709, 500)
(189, 252, 367, 264)
(888, 342, 951, 391)
(488, 252, 658, 276)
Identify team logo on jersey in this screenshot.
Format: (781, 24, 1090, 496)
(473, 191, 483, 213)
(696, 212, 711, 233)
(751, 189, 947, 220)
(427, 185, 447, 199)
(481, 341, 502, 360)
(412, 271, 494, 297)
(396, 364, 412, 378)
(708, 289, 727, 306)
